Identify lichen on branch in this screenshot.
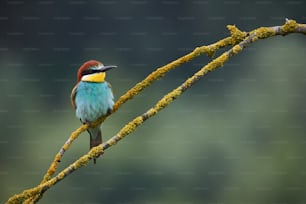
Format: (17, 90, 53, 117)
(6, 19, 306, 204)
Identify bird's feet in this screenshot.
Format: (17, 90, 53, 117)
(107, 108, 113, 115)
(81, 119, 93, 127)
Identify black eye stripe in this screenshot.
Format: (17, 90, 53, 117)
(82, 69, 100, 76)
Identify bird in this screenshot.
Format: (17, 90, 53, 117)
(71, 60, 116, 163)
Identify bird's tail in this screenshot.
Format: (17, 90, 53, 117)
(88, 126, 102, 164)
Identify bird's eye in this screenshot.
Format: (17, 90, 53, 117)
(82, 69, 98, 76)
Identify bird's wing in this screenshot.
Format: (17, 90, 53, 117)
(70, 83, 78, 109)
(107, 82, 113, 92)
(107, 82, 114, 99)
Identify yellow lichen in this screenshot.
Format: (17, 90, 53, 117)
(232, 44, 242, 54)
(105, 138, 114, 146)
(57, 172, 65, 180)
(207, 53, 228, 71)
(218, 37, 232, 47)
(119, 116, 144, 136)
(76, 155, 90, 167)
(252, 27, 276, 39)
(227, 25, 247, 44)
(282, 19, 298, 33)
(251, 35, 258, 43)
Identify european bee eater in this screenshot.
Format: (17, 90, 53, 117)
(71, 60, 116, 163)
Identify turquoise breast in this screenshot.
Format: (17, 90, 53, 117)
(75, 81, 114, 123)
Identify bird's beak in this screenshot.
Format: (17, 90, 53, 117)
(99, 65, 117, 72)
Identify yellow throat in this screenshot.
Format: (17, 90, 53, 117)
(81, 72, 106, 83)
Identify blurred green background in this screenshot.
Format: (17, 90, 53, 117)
(1, 1, 306, 203)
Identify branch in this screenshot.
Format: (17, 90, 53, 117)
(24, 38, 237, 204)
(34, 18, 241, 188)
(6, 19, 306, 204)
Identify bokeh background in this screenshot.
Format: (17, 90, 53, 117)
(1, 1, 306, 203)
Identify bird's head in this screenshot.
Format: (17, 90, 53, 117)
(77, 60, 116, 83)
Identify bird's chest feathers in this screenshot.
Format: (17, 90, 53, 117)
(76, 82, 109, 102)
(81, 72, 105, 83)
(74, 82, 114, 122)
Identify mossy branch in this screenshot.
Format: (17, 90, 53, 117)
(5, 19, 306, 204)
(35, 16, 242, 189)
